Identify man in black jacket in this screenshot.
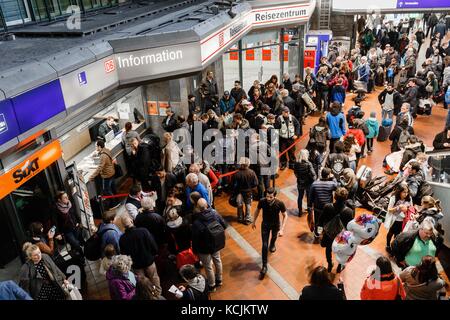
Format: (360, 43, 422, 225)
(275, 107, 301, 170)
(119, 214, 161, 292)
(403, 79, 419, 118)
(134, 197, 166, 246)
(192, 198, 227, 292)
(433, 126, 450, 150)
(150, 167, 177, 213)
(309, 168, 338, 238)
(162, 109, 178, 132)
(129, 138, 152, 190)
(406, 162, 431, 205)
(326, 141, 350, 180)
(378, 84, 403, 118)
(391, 219, 443, 269)
(294, 149, 317, 216)
(230, 80, 247, 105)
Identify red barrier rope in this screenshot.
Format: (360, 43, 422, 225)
(100, 132, 310, 199)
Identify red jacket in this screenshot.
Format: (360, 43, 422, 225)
(361, 274, 406, 300)
(345, 128, 365, 146)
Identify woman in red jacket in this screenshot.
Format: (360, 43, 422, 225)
(361, 256, 406, 300)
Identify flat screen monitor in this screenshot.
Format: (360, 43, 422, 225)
(104, 129, 115, 143)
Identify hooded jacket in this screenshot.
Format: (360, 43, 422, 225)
(294, 160, 317, 187)
(360, 273, 406, 300)
(119, 226, 158, 269)
(192, 208, 227, 254)
(345, 128, 366, 146)
(416, 208, 444, 226)
(326, 108, 346, 139)
(106, 267, 136, 300)
(331, 85, 346, 105)
(182, 275, 209, 300)
(365, 117, 380, 139)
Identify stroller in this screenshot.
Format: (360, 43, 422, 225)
(356, 173, 406, 222)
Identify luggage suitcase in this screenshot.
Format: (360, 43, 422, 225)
(377, 124, 392, 142)
(302, 92, 317, 112)
(356, 165, 372, 189)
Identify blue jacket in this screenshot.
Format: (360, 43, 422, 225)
(186, 183, 210, 209)
(219, 96, 236, 114)
(0, 281, 32, 300)
(98, 222, 123, 255)
(357, 63, 370, 83)
(365, 118, 379, 139)
(326, 111, 346, 139)
(331, 85, 346, 104)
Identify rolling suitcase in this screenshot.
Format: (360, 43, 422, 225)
(356, 165, 372, 189)
(377, 124, 392, 142)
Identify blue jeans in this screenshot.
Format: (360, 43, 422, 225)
(382, 109, 393, 120)
(297, 185, 311, 213)
(101, 177, 116, 196)
(349, 160, 356, 172)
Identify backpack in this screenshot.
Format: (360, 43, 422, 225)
(347, 107, 361, 124)
(84, 228, 115, 261)
(397, 128, 411, 150)
(310, 127, 327, 149)
(202, 219, 225, 253)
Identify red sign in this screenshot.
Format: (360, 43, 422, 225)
(104, 59, 116, 73)
(303, 49, 316, 69)
(246, 49, 255, 61)
(262, 49, 271, 61)
(229, 51, 238, 60)
(0, 140, 62, 200)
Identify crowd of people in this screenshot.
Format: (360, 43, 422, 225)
(2, 12, 450, 301)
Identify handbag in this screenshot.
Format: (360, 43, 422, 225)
(323, 214, 344, 240)
(426, 84, 433, 93)
(403, 219, 419, 233)
(113, 163, 123, 179)
(63, 283, 83, 300)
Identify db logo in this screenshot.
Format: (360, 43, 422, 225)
(104, 59, 115, 73)
(218, 32, 225, 47)
(13, 158, 40, 183)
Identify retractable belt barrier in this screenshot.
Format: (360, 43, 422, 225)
(100, 132, 310, 200)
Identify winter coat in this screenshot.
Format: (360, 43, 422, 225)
(232, 168, 258, 193)
(389, 125, 414, 152)
(92, 148, 115, 179)
(365, 118, 379, 139)
(360, 273, 406, 300)
(119, 227, 158, 269)
(161, 140, 181, 173)
(98, 222, 122, 255)
(400, 266, 446, 300)
(186, 183, 210, 209)
(331, 85, 346, 105)
(345, 128, 365, 146)
(294, 160, 317, 187)
(326, 152, 350, 179)
(106, 267, 136, 300)
(162, 115, 178, 133)
(378, 89, 403, 115)
(18, 254, 66, 300)
(308, 179, 338, 210)
(326, 109, 346, 139)
(0, 281, 32, 300)
(219, 96, 236, 114)
(416, 208, 443, 226)
(433, 131, 450, 150)
(192, 208, 227, 254)
(135, 210, 167, 246)
(391, 230, 442, 265)
(320, 201, 354, 247)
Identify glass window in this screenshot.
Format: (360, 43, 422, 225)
(0, 0, 29, 24)
(81, 0, 92, 10)
(31, 0, 48, 21)
(222, 45, 240, 93)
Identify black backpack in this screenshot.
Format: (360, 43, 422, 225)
(202, 219, 225, 253)
(84, 228, 115, 261)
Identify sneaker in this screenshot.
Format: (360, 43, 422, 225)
(215, 280, 223, 288)
(269, 245, 276, 253)
(243, 220, 252, 226)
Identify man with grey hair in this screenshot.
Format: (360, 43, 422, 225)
(119, 215, 161, 293)
(192, 198, 227, 292)
(356, 56, 370, 91)
(282, 72, 292, 93)
(189, 164, 213, 205)
(232, 157, 258, 225)
(186, 172, 210, 209)
(134, 197, 166, 246)
(391, 217, 443, 269)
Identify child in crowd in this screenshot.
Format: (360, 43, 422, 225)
(365, 111, 379, 154)
(99, 244, 116, 276)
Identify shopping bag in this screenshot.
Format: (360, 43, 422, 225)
(63, 283, 83, 300)
(176, 248, 199, 270)
(403, 220, 419, 233)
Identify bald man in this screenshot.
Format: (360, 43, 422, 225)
(191, 198, 227, 292)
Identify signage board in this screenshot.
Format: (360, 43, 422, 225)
(397, 0, 450, 8)
(115, 42, 202, 84)
(0, 140, 62, 200)
(333, 0, 450, 10)
(0, 99, 20, 146)
(12, 80, 66, 134)
(60, 56, 119, 110)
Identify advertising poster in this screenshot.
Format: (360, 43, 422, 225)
(147, 101, 158, 116)
(159, 101, 170, 116)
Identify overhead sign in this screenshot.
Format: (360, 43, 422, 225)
(333, 0, 450, 10)
(0, 140, 62, 200)
(115, 42, 202, 84)
(397, 0, 450, 8)
(0, 99, 20, 146)
(60, 56, 119, 110)
(12, 79, 66, 134)
(201, 2, 315, 65)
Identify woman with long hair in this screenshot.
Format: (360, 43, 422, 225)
(299, 266, 345, 300)
(385, 184, 412, 254)
(343, 134, 360, 172)
(400, 256, 446, 300)
(361, 256, 406, 300)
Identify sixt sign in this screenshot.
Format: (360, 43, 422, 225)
(12, 158, 40, 183)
